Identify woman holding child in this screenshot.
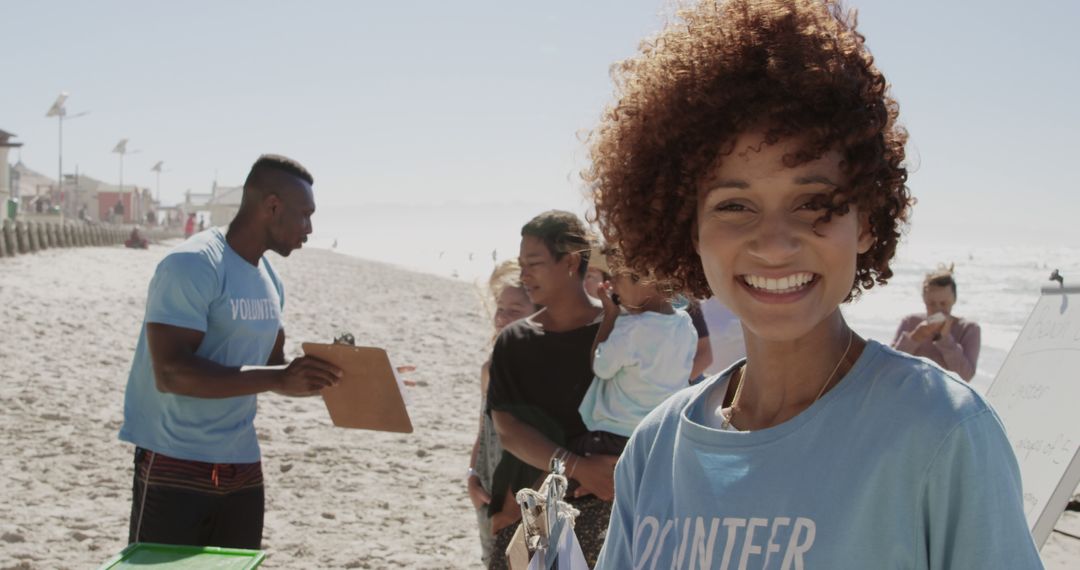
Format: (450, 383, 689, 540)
(484, 210, 618, 568)
(586, 0, 1040, 567)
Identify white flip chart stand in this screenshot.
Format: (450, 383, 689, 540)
(986, 274, 1080, 547)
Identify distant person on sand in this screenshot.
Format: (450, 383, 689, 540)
(485, 210, 616, 568)
(119, 154, 341, 549)
(892, 265, 981, 382)
(586, 1, 1039, 567)
(571, 249, 697, 459)
(184, 213, 196, 238)
(467, 259, 537, 567)
(125, 227, 149, 249)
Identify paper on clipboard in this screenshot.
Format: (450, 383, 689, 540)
(302, 343, 414, 433)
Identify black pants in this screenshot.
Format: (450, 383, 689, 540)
(128, 447, 265, 549)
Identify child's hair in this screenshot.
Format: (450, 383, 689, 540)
(605, 246, 675, 299)
(923, 264, 957, 296)
(521, 210, 593, 277)
(586, 0, 912, 300)
(489, 259, 525, 300)
(481, 259, 532, 339)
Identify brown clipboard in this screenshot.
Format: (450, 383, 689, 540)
(302, 343, 413, 433)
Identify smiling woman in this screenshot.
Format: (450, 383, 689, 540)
(695, 133, 876, 342)
(585, 0, 1042, 568)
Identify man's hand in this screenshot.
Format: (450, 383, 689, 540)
(276, 356, 342, 396)
(571, 454, 619, 501)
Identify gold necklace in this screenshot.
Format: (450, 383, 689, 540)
(720, 330, 855, 431)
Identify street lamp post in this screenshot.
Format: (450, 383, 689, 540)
(46, 92, 88, 216)
(151, 161, 164, 203)
(111, 139, 139, 223)
(150, 161, 165, 226)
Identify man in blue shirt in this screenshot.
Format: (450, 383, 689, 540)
(119, 154, 341, 549)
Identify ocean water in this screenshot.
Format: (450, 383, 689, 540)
(307, 201, 545, 284)
(308, 202, 1080, 390)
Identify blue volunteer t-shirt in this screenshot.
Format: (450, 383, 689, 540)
(118, 228, 284, 464)
(596, 341, 1043, 569)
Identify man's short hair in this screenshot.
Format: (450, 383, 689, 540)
(244, 154, 314, 190)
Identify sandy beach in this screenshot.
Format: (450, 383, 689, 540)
(1, 242, 1078, 569)
(0, 242, 492, 568)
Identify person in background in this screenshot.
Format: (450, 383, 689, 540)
(184, 213, 196, 239)
(466, 259, 537, 567)
(485, 210, 617, 569)
(892, 265, 981, 382)
(125, 226, 149, 249)
(571, 250, 697, 458)
(119, 154, 341, 549)
(596, 246, 714, 382)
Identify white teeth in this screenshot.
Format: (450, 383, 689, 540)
(743, 272, 814, 293)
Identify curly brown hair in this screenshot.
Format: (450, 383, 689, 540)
(585, 0, 912, 300)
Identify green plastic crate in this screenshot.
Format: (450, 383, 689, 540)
(98, 542, 266, 569)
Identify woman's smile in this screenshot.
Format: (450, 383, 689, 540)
(737, 272, 820, 304)
(695, 131, 874, 340)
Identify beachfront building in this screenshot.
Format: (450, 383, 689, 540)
(96, 187, 154, 224)
(2, 153, 160, 223)
(11, 161, 58, 215)
(183, 180, 242, 227)
(22, 167, 157, 223)
(53, 172, 124, 222)
(0, 129, 22, 215)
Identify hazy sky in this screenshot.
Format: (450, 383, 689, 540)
(2, 0, 1077, 247)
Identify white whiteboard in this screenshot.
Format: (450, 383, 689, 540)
(986, 285, 1080, 547)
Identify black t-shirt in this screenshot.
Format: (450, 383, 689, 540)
(485, 317, 600, 514)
